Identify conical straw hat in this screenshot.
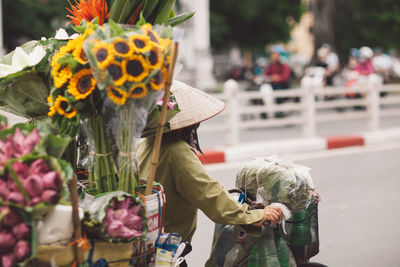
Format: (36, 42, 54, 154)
(169, 81, 226, 130)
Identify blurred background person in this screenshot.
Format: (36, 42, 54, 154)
(354, 46, 375, 76)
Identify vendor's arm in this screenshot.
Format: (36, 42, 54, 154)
(170, 142, 273, 226)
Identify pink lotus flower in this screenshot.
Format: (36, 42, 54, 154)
(0, 140, 13, 167)
(0, 207, 22, 227)
(7, 192, 26, 206)
(12, 161, 29, 180)
(0, 230, 16, 249)
(103, 208, 114, 227)
(7, 179, 19, 192)
(27, 197, 41, 206)
(0, 180, 10, 198)
(112, 209, 129, 223)
(42, 171, 61, 190)
(128, 204, 141, 215)
(125, 215, 143, 230)
(23, 175, 44, 198)
(116, 198, 131, 210)
(28, 159, 50, 176)
(41, 190, 60, 204)
(105, 220, 124, 237)
(1, 253, 16, 267)
(14, 240, 31, 261)
(12, 223, 30, 241)
(11, 128, 40, 157)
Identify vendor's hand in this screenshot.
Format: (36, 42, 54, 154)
(252, 205, 282, 227)
(270, 74, 281, 82)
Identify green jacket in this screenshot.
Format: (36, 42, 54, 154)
(136, 133, 264, 242)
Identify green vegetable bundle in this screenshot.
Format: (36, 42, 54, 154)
(236, 156, 314, 212)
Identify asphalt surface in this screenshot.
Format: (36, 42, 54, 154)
(186, 143, 400, 267)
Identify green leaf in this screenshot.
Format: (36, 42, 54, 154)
(40, 134, 72, 158)
(154, 0, 175, 25)
(167, 12, 195, 27)
(108, 20, 126, 37)
(0, 70, 50, 119)
(136, 12, 147, 26)
(109, 0, 140, 23)
(142, 0, 160, 19)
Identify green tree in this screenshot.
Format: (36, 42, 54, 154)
(312, 0, 400, 63)
(3, 0, 69, 52)
(210, 0, 303, 52)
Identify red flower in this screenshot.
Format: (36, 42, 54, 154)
(67, 0, 109, 26)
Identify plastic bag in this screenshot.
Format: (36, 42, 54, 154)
(236, 156, 314, 212)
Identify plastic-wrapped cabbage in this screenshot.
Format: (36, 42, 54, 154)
(235, 156, 314, 212)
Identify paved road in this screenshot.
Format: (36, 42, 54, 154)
(186, 143, 400, 267)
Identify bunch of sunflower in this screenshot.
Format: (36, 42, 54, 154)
(47, 21, 173, 195)
(47, 23, 97, 135)
(84, 23, 172, 106)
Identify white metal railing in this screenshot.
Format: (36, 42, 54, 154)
(199, 77, 400, 146)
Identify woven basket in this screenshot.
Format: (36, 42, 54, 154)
(34, 243, 89, 267)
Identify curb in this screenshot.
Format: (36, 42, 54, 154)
(199, 127, 400, 164)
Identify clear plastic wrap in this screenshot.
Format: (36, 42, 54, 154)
(235, 156, 314, 212)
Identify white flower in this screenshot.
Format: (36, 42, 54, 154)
(0, 45, 46, 78)
(54, 28, 79, 40)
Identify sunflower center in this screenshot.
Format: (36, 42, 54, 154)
(148, 50, 158, 66)
(60, 100, 69, 112)
(147, 31, 159, 43)
(126, 60, 144, 77)
(96, 48, 109, 62)
(111, 88, 123, 99)
(114, 41, 129, 54)
(153, 71, 163, 85)
(77, 75, 93, 93)
(133, 39, 145, 49)
(131, 86, 144, 95)
(107, 64, 123, 81)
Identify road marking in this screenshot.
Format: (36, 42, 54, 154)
(205, 141, 400, 171)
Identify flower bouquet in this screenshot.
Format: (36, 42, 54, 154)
(0, 207, 36, 267)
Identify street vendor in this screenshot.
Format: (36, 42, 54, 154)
(137, 81, 282, 242)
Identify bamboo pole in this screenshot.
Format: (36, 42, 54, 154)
(145, 42, 179, 196)
(68, 176, 85, 264)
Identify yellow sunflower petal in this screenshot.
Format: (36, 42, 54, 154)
(150, 68, 167, 91)
(123, 55, 149, 83)
(111, 37, 132, 58)
(128, 83, 147, 99)
(146, 44, 163, 70)
(92, 41, 113, 70)
(106, 86, 127, 105)
(128, 34, 151, 54)
(141, 24, 160, 44)
(68, 68, 96, 100)
(105, 60, 126, 86)
(53, 66, 72, 88)
(54, 95, 77, 119)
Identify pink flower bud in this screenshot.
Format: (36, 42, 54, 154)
(7, 192, 26, 206)
(128, 204, 141, 215)
(0, 141, 13, 166)
(0, 230, 16, 249)
(1, 207, 22, 227)
(12, 223, 30, 241)
(116, 198, 131, 210)
(106, 220, 124, 238)
(23, 175, 44, 198)
(28, 197, 41, 206)
(41, 190, 60, 204)
(125, 215, 143, 231)
(14, 240, 31, 261)
(0, 180, 10, 198)
(23, 128, 40, 153)
(7, 179, 19, 192)
(12, 161, 29, 180)
(117, 226, 136, 239)
(1, 253, 16, 267)
(113, 209, 129, 223)
(28, 159, 49, 176)
(103, 208, 114, 227)
(42, 171, 61, 190)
